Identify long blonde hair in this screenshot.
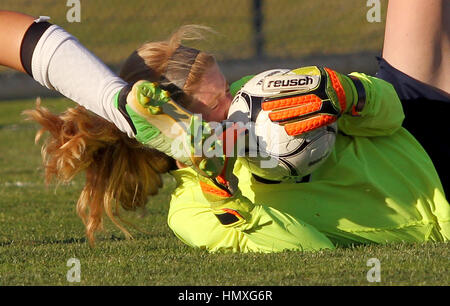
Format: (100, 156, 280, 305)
(24, 25, 216, 245)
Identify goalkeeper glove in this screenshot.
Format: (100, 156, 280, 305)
(261, 66, 366, 135)
(115, 80, 226, 178)
(196, 122, 254, 227)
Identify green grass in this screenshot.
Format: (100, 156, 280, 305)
(0, 98, 449, 286)
(0, 0, 388, 69)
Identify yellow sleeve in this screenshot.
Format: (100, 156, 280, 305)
(167, 169, 335, 253)
(338, 72, 405, 136)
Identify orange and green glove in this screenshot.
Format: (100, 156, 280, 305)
(261, 66, 366, 136)
(196, 121, 254, 227)
(115, 80, 225, 178)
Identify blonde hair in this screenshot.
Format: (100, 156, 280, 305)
(24, 25, 216, 245)
(120, 25, 216, 106)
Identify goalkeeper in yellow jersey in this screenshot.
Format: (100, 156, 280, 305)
(167, 66, 449, 252)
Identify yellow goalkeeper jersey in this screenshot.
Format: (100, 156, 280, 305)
(166, 73, 450, 253)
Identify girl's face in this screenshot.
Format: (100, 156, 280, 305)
(189, 63, 233, 122)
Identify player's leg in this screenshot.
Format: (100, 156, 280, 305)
(377, 0, 450, 197)
(0, 11, 35, 72)
(382, 0, 450, 93)
(0, 10, 132, 136)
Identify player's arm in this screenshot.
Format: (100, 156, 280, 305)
(167, 170, 335, 253)
(336, 72, 405, 137)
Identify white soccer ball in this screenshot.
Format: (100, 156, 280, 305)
(228, 69, 337, 181)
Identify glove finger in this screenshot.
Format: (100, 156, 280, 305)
(263, 94, 323, 122)
(152, 87, 171, 105)
(262, 93, 320, 111)
(136, 82, 171, 115)
(283, 114, 336, 136)
(324, 68, 347, 113)
(137, 81, 155, 98)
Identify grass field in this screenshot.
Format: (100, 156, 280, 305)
(0, 97, 449, 287)
(0, 0, 388, 68)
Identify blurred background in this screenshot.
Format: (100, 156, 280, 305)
(0, 0, 388, 100)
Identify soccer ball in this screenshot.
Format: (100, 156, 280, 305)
(227, 69, 337, 181)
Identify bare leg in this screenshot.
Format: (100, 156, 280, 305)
(0, 11, 35, 73)
(0, 10, 130, 135)
(382, 0, 450, 93)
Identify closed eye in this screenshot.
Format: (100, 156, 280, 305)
(210, 100, 220, 110)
